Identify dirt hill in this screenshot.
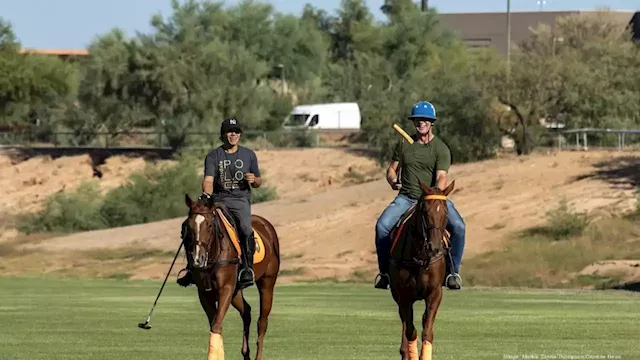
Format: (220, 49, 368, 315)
(1, 148, 639, 285)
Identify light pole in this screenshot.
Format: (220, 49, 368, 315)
(506, 0, 511, 101)
(421, 0, 428, 12)
(537, 0, 546, 11)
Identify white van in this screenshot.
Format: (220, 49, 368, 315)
(283, 102, 361, 130)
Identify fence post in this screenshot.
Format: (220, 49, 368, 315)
(618, 133, 622, 151)
(582, 132, 588, 150)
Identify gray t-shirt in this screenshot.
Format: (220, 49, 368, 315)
(204, 145, 261, 201)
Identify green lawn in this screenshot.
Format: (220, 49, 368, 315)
(0, 276, 638, 360)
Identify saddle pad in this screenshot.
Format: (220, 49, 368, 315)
(215, 208, 266, 264)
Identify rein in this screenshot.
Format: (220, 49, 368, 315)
(189, 209, 240, 271)
(394, 194, 448, 269)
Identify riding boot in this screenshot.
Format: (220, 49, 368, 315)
(443, 248, 461, 290)
(177, 219, 195, 287)
(177, 267, 194, 287)
(237, 234, 255, 289)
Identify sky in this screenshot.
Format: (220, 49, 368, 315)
(1, 0, 638, 49)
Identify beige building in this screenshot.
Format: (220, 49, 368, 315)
(436, 10, 639, 55)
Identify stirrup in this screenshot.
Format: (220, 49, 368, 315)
(238, 267, 255, 280)
(445, 273, 462, 289)
(374, 273, 390, 289)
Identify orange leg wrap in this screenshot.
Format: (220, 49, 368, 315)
(420, 341, 432, 360)
(408, 339, 419, 360)
(207, 332, 224, 360)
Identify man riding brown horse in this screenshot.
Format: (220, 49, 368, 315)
(178, 117, 262, 290)
(374, 101, 466, 291)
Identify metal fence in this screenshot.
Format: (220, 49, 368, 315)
(0, 128, 363, 150)
(556, 128, 640, 151)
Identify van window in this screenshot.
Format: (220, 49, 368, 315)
(286, 114, 309, 126)
(309, 115, 319, 127)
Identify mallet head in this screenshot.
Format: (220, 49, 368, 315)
(138, 321, 152, 330)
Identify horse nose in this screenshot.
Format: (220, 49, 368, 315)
(198, 253, 207, 266)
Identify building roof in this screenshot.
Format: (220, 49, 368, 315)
(19, 49, 89, 56)
(436, 10, 638, 55)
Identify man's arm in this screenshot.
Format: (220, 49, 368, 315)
(386, 140, 403, 189)
(202, 176, 214, 194)
(435, 141, 452, 191)
(386, 161, 399, 186)
(435, 170, 447, 191)
(202, 152, 216, 195)
(248, 151, 262, 188)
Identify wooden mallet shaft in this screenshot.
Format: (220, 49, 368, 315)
(393, 124, 414, 144)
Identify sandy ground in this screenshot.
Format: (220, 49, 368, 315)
(2, 148, 639, 284)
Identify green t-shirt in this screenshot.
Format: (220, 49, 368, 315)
(392, 134, 451, 199)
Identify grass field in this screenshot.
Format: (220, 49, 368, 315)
(0, 277, 638, 360)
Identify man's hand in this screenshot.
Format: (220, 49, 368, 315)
(390, 181, 402, 190)
(246, 172, 262, 188)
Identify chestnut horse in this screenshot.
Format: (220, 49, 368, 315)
(183, 194, 280, 360)
(388, 181, 455, 360)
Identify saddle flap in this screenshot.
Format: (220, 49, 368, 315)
(214, 208, 266, 264)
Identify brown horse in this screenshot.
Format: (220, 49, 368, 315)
(388, 180, 455, 360)
(183, 194, 280, 360)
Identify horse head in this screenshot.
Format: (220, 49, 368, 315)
(184, 193, 221, 270)
(412, 180, 455, 266)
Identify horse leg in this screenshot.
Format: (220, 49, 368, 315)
(254, 275, 276, 360)
(399, 301, 419, 360)
(231, 290, 252, 360)
(198, 288, 217, 328)
(420, 286, 443, 360)
(398, 311, 409, 360)
(391, 289, 408, 360)
(207, 283, 235, 360)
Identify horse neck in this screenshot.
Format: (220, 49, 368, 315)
(411, 202, 441, 259)
(211, 213, 236, 259)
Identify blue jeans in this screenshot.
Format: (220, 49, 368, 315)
(375, 194, 466, 275)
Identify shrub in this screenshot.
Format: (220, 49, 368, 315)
(99, 159, 202, 227)
(523, 198, 591, 241)
(17, 156, 279, 234)
(17, 181, 107, 233)
(251, 185, 278, 204)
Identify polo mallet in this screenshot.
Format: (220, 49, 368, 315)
(137, 241, 183, 330)
(392, 124, 414, 187)
(393, 124, 414, 144)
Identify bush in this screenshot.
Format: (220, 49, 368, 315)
(251, 185, 278, 204)
(99, 159, 202, 227)
(17, 182, 107, 234)
(523, 198, 591, 240)
(17, 156, 279, 234)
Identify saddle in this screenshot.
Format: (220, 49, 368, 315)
(214, 207, 266, 265)
(389, 204, 451, 255)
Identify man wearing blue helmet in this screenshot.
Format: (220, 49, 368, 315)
(374, 101, 466, 290)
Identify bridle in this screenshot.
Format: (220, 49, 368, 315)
(187, 209, 240, 271)
(413, 194, 448, 267)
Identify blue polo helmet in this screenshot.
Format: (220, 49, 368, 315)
(407, 101, 437, 121)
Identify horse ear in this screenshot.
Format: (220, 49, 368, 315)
(443, 180, 455, 196)
(420, 180, 431, 195)
(185, 193, 193, 208)
(206, 197, 215, 209)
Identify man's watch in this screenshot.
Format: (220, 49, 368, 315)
(199, 193, 211, 200)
